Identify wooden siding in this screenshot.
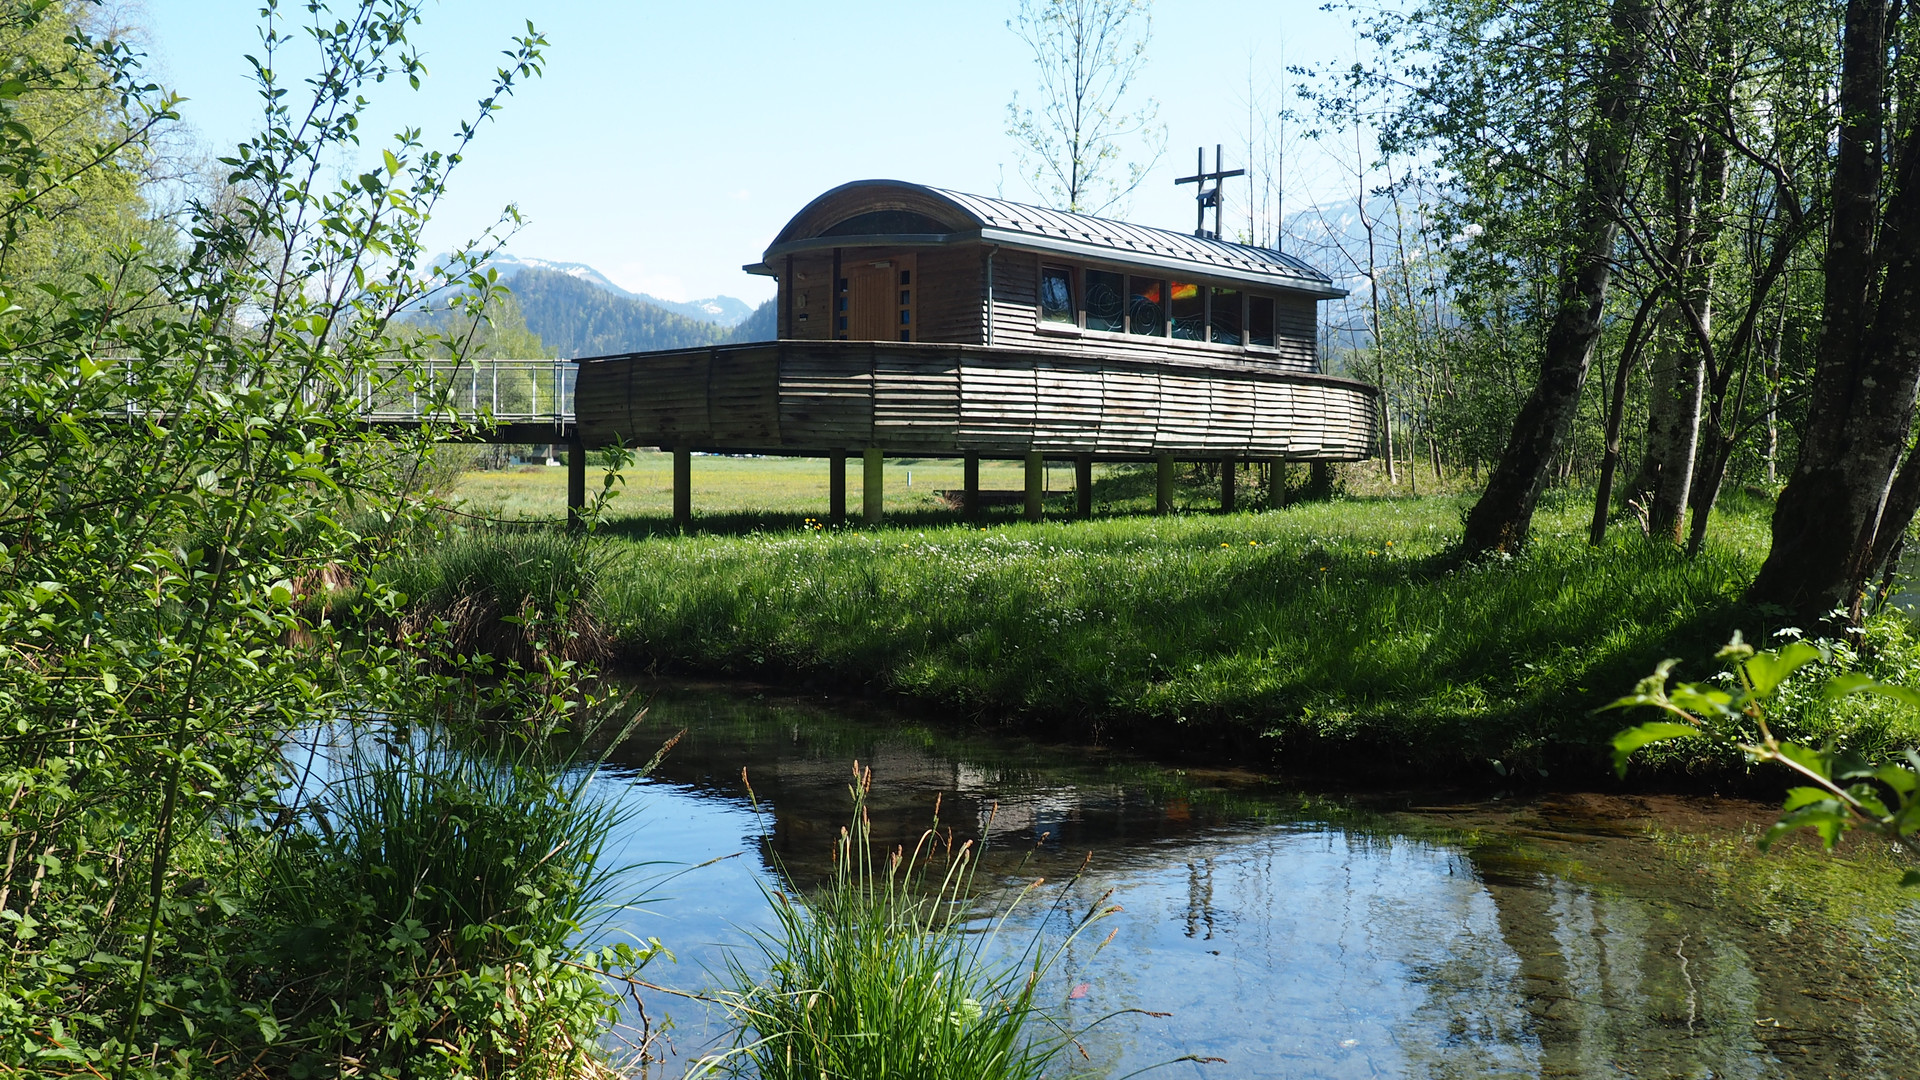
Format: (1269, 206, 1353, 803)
(912, 245, 983, 343)
(573, 341, 1378, 460)
(772, 240, 1322, 372)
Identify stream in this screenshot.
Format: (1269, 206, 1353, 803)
(587, 680, 1920, 1079)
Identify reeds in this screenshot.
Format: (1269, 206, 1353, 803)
(383, 527, 610, 666)
(699, 766, 1123, 1080)
(250, 722, 638, 1077)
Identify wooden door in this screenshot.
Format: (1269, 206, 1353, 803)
(840, 254, 917, 342)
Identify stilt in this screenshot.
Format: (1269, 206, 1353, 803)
(1156, 455, 1175, 515)
(1075, 454, 1093, 517)
(862, 447, 883, 524)
(672, 447, 691, 529)
(829, 449, 847, 525)
(1267, 458, 1286, 509)
(963, 453, 980, 521)
(1024, 452, 1044, 522)
(1220, 455, 1236, 513)
(1307, 461, 1333, 501)
(566, 434, 587, 533)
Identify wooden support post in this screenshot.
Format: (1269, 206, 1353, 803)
(1024, 452, 1044, 522)
(1307, 461, 1333, 501)
(962, 453, 980, 521)
(1220, 456, 1236, 514)
(1156, 455, 1175, 515)
(829, 449, 847, 525)
(672, 447, 691, 529)
(1075, 455, 1093, 517)
(862, 447, 883, 524)
(566, 435, 586, 533)
(1268, 458, 1286, 509)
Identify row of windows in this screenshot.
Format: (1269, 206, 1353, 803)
(1039, 265, 1279, 347)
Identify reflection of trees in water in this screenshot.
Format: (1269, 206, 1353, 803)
(1451, 842, 1920, 1080)
(613, 688, 1920, 1078)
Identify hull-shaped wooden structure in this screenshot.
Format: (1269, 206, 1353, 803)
(574, 340, 1379, 460)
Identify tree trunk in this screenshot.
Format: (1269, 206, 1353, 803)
(1645, 319, 1705, 543)
(1461, 0, 1649, 556)
(1748, 0, 1920, 625)
(1591, 290, 1661, 544)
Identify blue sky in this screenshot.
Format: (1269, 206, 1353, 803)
(138, 1, 1375, 304)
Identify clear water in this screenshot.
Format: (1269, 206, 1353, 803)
(589, 681, 1920, 1079)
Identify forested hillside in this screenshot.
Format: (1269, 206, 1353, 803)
(507, 266, 731, 356)
(725, 297, 777, 342)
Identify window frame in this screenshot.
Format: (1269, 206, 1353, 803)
(1022, 258, 1289, 357)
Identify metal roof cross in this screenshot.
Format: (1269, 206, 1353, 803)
(1174, 144, 1245, 241)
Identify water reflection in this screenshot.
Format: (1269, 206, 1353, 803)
(594, 681, 1920, 1079)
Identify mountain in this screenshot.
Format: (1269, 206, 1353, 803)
(724, 298, 776, 343)
(508, 268, 732, 357)
(473, 253, 756, 327)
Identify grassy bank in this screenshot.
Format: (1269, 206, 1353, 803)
(399, 483, 1920, 783)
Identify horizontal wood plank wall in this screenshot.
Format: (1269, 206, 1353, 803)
(957, 356, 1038, 451)
(1274, 297, 1318, 371)
(1097, 366, 1160, 454)
(709, 346, 780, 445)
(570, 358, 629, 448)
(631, 350, 711, 444)
(577, 343, 1377, 460)
(1033, 361, 1103, 451)
(913, 246, 982, 343)
(1204, 375, 1257, 452)
(778, 344, 873, 446)
(874, 348, 960, 451)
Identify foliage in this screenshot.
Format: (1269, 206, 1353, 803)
(1004, 0, 1164, 215)
(0, 1, 171, 292)
(696, 765, 1124, 1080)
(0, 1, 650, 1074)
(1610, 633, 1920, 885)
(724, 296, 777, 343)
(187, 722, 654, 1079)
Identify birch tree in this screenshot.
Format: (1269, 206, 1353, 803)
(1005, 0, 1165, 215)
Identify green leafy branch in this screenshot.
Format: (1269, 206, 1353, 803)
(1608, 632, 1920, 885)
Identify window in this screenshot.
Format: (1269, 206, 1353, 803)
(900, 289, 911, 305)
(900, 309, 911, 324)
(1040, 266, 1076, 324)
(1248, 295, 1275, 347)
(1128, 278, 1166, 336)
(899, 269, 911, 285)
(1085, 269, 1125, 333)
(1211, 287, 1242, 345)
(1170, 282, 1205, 340)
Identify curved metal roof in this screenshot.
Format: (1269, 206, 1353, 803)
(757, 180, 1342, 298)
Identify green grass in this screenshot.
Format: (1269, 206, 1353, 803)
(583, 486, 1919, 780)
(452, 452, 1046, 522)
(417, 462, 1920, 782)
(699, 770, 1120, 1080)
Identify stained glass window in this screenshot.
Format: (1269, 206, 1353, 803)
(1128, 278, 1166, 336)
(1170, 281, 1204, 340)
(1040, 266, 1075, 324)
(1085, 269, 1125, 332)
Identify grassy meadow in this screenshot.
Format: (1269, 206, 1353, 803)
(419, 462, 1920, 784)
